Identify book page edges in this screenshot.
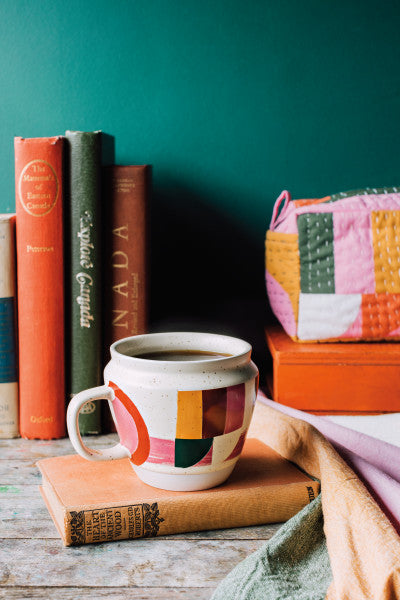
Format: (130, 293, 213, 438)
(39, 485, 68, 546)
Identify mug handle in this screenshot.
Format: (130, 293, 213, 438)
(67, 385, 131, 462)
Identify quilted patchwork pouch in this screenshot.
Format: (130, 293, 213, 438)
(265, 187, 400, 341)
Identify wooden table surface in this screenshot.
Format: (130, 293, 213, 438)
(0, 434, 281, 599)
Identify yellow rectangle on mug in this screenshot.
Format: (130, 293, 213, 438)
(176, 390, 203, 439)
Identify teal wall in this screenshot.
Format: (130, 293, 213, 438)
(2, 0, 400, 366)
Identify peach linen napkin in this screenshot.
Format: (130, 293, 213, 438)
(259, 395, 400, 534)
(247, 397, 400, 600)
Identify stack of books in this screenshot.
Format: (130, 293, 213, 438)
(0, 132, 151, 440)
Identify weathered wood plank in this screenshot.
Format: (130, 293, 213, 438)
(0, 435, 118, 460)
(0, 461, 42, 485)
(1, 518, 57, 539)
(0, 492, 52, 538)
(0, 484, 42, 498)
(0, 538, 263, 588)
(0, 485, 281, 540)
(1, 513, 280, 541)
(4, 587, 212, 599)
(1, 523, 280, 541)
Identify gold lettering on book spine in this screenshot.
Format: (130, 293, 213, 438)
(113, 281, 129, 297)
(111, 223, 131, 331)
(112, 250, 129, 269)
(112, 309, 129, 329)
(18, 160, 59, 217)
(69, 503, 164, 545)
(113, 225, 129, 240)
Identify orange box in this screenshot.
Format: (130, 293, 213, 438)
(265, 323, 400, 414)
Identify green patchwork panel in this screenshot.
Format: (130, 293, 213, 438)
(329, 186, 400, 203)
(298, 213, 335, 293)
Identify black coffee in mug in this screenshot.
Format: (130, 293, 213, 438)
(135, 350, 232, 361)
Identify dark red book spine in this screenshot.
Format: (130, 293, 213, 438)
(102, 165, 150, 432)
(103, 165, 151, 348)
(14, 136, 66, 439)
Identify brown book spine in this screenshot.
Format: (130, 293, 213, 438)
(102, 165, 151, 431)
(46, 480, 319, 546)
(103, 165, 151, 347)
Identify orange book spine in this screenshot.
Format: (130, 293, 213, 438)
(14, 136, 66, 439)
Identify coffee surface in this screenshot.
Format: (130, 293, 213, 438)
(134, 349, 232, 361)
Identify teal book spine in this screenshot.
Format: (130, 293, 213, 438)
(65, 131, 102, 434)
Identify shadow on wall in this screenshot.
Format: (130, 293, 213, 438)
(149, 180, 272, 383)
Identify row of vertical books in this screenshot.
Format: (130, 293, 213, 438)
(0, 132, 151, 440)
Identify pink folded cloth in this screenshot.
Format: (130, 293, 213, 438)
(258, 393, 400, 533)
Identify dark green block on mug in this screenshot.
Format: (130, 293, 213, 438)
(174, 438, 214, 468)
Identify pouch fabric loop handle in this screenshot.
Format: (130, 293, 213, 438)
(269, 190, 291, 230)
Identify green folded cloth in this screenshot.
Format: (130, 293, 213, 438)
(211, 495, 331, 600)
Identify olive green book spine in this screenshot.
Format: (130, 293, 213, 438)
(65, 131, 102, 434)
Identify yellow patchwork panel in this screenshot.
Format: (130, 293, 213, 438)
(265, 231, 300, 321)
(176, 391, 203, 439)
(372, 211, 400, 293)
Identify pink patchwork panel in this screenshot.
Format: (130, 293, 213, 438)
(333, 212, 375, 294)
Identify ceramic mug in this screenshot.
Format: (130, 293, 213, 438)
(67, 332, 259, 491)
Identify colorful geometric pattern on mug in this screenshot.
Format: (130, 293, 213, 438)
(110, 377, 258, 468)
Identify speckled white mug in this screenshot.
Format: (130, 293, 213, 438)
(67, 332, 259, 491)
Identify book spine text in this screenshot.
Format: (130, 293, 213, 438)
(102, 165, 150, 432)
(65, 131, 102, 434)
(103, 165, 150, 348)
(64, 480, 319, 545)
(15, 136, 65, 439)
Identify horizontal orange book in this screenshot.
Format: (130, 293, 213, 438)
(266, 322, 400, 414)
(37, 438, 319, 546)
